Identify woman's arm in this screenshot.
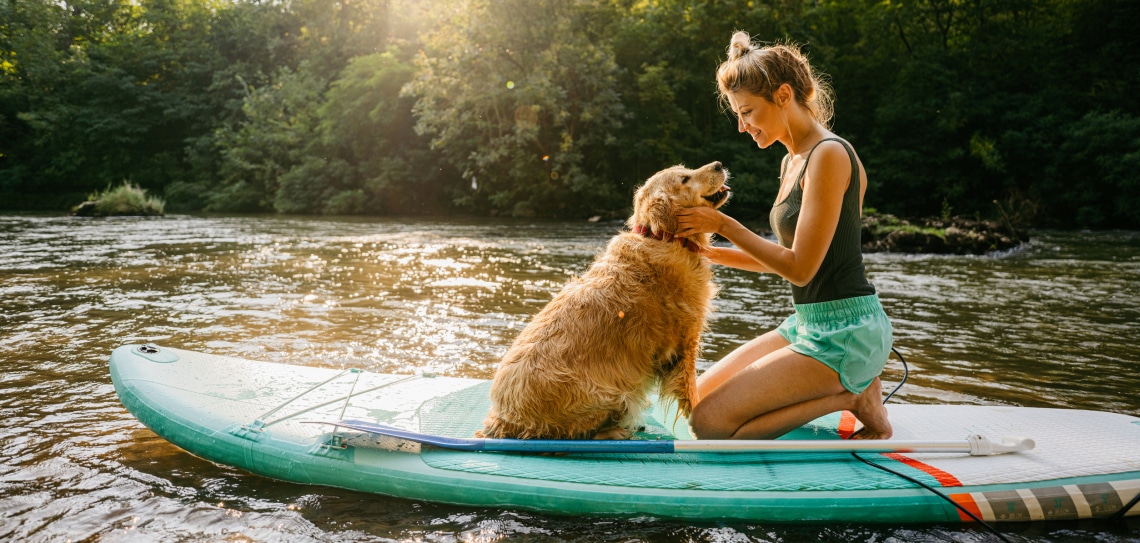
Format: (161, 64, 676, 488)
(677, 141, 852, 286)
(703, 246, 775, 273)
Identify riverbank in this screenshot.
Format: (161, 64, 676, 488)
(743, 211, 1029, 255)
(861, 212, 1028, 254)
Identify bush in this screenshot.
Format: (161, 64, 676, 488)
(163, 181, 211, 212)
(323, 189, 367, 215)
(72, 182, 165, 216)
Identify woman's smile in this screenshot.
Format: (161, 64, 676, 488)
(729, 91, 778, 147)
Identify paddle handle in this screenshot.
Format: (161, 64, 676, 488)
(968, 434, 1036, 456)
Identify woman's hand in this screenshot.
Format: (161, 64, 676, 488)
(677, 208, 777, 274)
(675, 207, 726, 238)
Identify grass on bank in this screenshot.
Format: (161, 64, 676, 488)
(862, 209, 947, 239)
(73, 182, 165, 216)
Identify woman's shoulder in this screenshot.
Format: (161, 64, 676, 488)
(804, 138, 857, 186)
(808, 138, 855, 167)
(813, 136, 854, 155)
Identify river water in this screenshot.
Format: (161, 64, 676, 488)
(1, 214, 1137, 542)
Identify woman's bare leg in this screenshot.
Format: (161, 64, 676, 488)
(689, 346, 893, 440)
(849, 376, 892, 440)
(696, 330, 789, 401)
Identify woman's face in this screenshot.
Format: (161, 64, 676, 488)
(726, 90, 782, 149)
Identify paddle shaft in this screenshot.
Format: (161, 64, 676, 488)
(477, 438, 971, 454)
(317, 420, 1034, 456)
(673, 440, 970, 454)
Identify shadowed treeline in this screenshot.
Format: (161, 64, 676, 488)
(1, 0, 1136, 227)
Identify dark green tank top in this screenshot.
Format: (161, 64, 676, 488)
(769, 138, 876, 304)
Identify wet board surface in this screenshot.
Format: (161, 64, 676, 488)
(110, 344, 1140, 523)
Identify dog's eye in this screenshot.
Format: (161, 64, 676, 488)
(680, 175, 690, 184)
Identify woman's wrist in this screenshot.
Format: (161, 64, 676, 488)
(715, 214, 744, 241)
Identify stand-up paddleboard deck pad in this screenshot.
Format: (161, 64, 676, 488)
(110, 344, 1140, 523)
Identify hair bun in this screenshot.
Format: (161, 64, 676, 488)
(728, 31, 753, 60)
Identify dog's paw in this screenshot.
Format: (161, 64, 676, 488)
(592, 426, 633, 440)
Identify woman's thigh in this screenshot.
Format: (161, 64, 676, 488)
(696, 329, 789, 399)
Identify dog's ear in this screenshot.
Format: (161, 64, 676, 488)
(632, 180, 678, 235)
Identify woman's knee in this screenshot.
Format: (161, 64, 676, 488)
(688, 401, 733, 440)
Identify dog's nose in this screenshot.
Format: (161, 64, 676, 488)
(712, 162, 723, 172)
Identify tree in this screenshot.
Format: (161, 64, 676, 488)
(405, 0, 626, 217)
(312, 50, 448, 214)
(210, 66, 326, 212)
(608, 0, 817, 220)
(3, 0, 1137, 227)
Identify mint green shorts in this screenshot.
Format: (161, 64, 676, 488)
(776, 294, 892, 394)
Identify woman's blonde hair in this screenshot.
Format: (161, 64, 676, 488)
(716, 31, 833, 128)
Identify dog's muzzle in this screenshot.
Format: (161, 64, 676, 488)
(702, 186, 730, 206)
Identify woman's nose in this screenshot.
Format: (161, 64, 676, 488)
(737, 116, 746, 133)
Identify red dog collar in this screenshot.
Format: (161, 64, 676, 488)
(631, 225, 700, 253)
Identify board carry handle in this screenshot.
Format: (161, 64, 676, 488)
(306, 420, 1035, 456)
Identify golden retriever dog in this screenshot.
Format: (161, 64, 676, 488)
(478, 161, 730, 440)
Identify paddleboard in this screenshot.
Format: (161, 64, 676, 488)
(109, 344, 1140, 523)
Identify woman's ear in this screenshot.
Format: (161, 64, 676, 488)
(775, 83, 794, 108)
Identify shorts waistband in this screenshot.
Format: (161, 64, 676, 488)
(793, 294, 882, 323)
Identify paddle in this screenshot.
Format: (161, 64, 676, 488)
(309, 419, 1035, 456)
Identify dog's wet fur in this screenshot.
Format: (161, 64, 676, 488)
(478, 162, 730, 440)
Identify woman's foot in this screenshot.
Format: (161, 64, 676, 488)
(850, 377, 893, 440)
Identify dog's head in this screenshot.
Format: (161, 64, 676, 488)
(629, 161, 731, 239)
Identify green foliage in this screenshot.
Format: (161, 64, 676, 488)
(314, 51, 448, 214)
(212, 67, 326, 212)
(1, 0, 1137, 228)
(1051, 110, 1140, 228)
(863, 211, 945, 240)
(404, 0, 627, 217)
(1, 0, 296, 208)
(838, 0, 1140, 228)
(77, 182, 165, 216)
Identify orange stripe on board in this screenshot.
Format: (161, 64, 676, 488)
(837, 410, 858, 439)
(949, 493, 984, 522)
(882, 453, 963, 487)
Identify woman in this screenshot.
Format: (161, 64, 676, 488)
(675, 32, 893, 440)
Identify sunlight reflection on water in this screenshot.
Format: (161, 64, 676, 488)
(1, 214, 1138, 542)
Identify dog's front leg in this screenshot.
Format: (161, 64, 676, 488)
(658, 334, 700, 417)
